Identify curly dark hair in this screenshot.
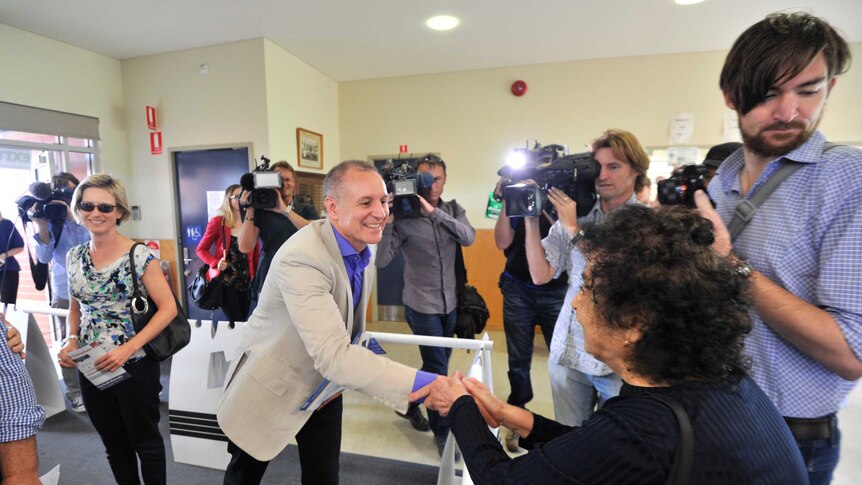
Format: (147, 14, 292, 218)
(578, 205, 751, 385)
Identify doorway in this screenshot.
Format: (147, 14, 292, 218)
(172, 145, 252, 322)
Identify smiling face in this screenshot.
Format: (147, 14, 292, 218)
(276, 166, 296, 201)
(325, 168, 390, 251)
(730, 52, 834, 159)
(593, 147, 638, 210)
(77, 187, 121, 236)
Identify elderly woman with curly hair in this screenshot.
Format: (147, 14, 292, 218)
(417, 205, 807, 484)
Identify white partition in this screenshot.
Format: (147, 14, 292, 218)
(364, 332, 495, 485)
(168, 319, 245, 470)
(7, 306, 66, 418)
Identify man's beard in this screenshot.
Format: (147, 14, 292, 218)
(741, 119, 818, 158)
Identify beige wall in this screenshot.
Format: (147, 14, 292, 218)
(0, 23, 128, 181)
(339, 44, 862, 229)
(121, 38, 270, 239)
(263, 39, 340, 174)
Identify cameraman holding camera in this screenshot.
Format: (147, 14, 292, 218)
(525, 129, 649, 427)
(32, 172, 90, 412)
(376, 154, 475, 454)
(238, 161, 317, 299)
(493, 176, 568, 451)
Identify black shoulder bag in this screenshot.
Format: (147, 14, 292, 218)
(129, 242, 191, 361)
(448, 200, 490, 339)
(188, 224, 226, 311)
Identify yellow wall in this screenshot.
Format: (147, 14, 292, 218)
(339, 44, 862, 230)
(0, 23, 129, 181)
(120, 38, 270, 239)
(263, 39, 341, 174)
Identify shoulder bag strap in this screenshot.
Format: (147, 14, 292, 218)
(728, 143, 842, 241)
(448, 200, 468, 289)
(128, 242, 148, 313)
(647, 394, 694, 485)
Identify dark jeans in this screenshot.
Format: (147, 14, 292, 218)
(224, 395, 343, 485)
(499, 274, 566, 408)
(796, 419, 841, 485)
(79, 356, 165, 485)
(404, 305, 457, 438)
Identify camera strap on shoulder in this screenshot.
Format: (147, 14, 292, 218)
(728, 143, 841, 241)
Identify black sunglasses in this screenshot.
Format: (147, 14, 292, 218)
(78, 202, 118, 213)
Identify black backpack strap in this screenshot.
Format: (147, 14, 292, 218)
(647, 394, 694, 485)
(728, 142, 842, 241)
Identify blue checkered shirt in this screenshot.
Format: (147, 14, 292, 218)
(0, 321, 45, 442)
(546, 194, 643, 375)
(709, 131, 862, 418)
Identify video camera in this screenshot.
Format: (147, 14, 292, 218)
(656, 164, 709, 207)
(16, 181, 74, 223)
(239, 156, 283, 210)
(375, 159, 434, 218)
(497, 143, 600, 218)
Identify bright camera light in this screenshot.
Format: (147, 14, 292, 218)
(426, 15, 460, 31)
(506, 151, 528, 169)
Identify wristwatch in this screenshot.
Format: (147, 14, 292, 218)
(62, 335, 79, 346)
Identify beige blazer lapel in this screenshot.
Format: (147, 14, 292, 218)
(320, 219, 356, 335)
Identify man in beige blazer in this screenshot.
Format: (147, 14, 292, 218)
(217, 160, 435, 484)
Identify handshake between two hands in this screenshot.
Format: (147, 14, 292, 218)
(408, 371, 504, 427)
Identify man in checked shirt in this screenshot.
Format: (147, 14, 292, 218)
(1, 320, 45, 484)
(696, 12, 861, 485)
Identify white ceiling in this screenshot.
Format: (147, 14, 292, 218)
(1, 0, 860, 82)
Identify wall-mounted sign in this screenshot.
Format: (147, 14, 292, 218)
(150, 131, 163, 155)
(185, 225, 203, 244)
(146, 105, 158, 130)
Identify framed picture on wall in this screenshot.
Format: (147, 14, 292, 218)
(296, 128, 323, 169)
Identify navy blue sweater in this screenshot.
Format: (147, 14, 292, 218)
(449, 376, 807, 484)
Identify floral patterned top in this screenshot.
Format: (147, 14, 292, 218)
(67, 243, 156, 360)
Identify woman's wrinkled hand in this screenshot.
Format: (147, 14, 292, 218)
(462, 377, 505, 428)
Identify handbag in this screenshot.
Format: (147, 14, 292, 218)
(449, 200, 490, 339)
(189, 264, 224, 310)
(189, 223, 227, 310)
(128, 242, 191, 361)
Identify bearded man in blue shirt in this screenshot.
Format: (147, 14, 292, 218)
(697, 12, 862, 485)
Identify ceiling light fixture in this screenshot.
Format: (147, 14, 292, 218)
(674, 0, 705, 5)
(426, 15, 460, 31)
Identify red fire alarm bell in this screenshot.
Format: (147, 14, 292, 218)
(511, 80, 527, 97)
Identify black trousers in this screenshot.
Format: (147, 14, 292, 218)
(79, 355, 166, 485)
(221, 284, 251, 323)
(223, 395, 343, 485)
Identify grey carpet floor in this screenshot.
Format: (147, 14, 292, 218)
(37, 360, 440, 484)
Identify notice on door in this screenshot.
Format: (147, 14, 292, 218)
(206, 191, 223, 220)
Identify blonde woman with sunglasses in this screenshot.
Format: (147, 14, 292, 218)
(58, 173, 176, 485)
